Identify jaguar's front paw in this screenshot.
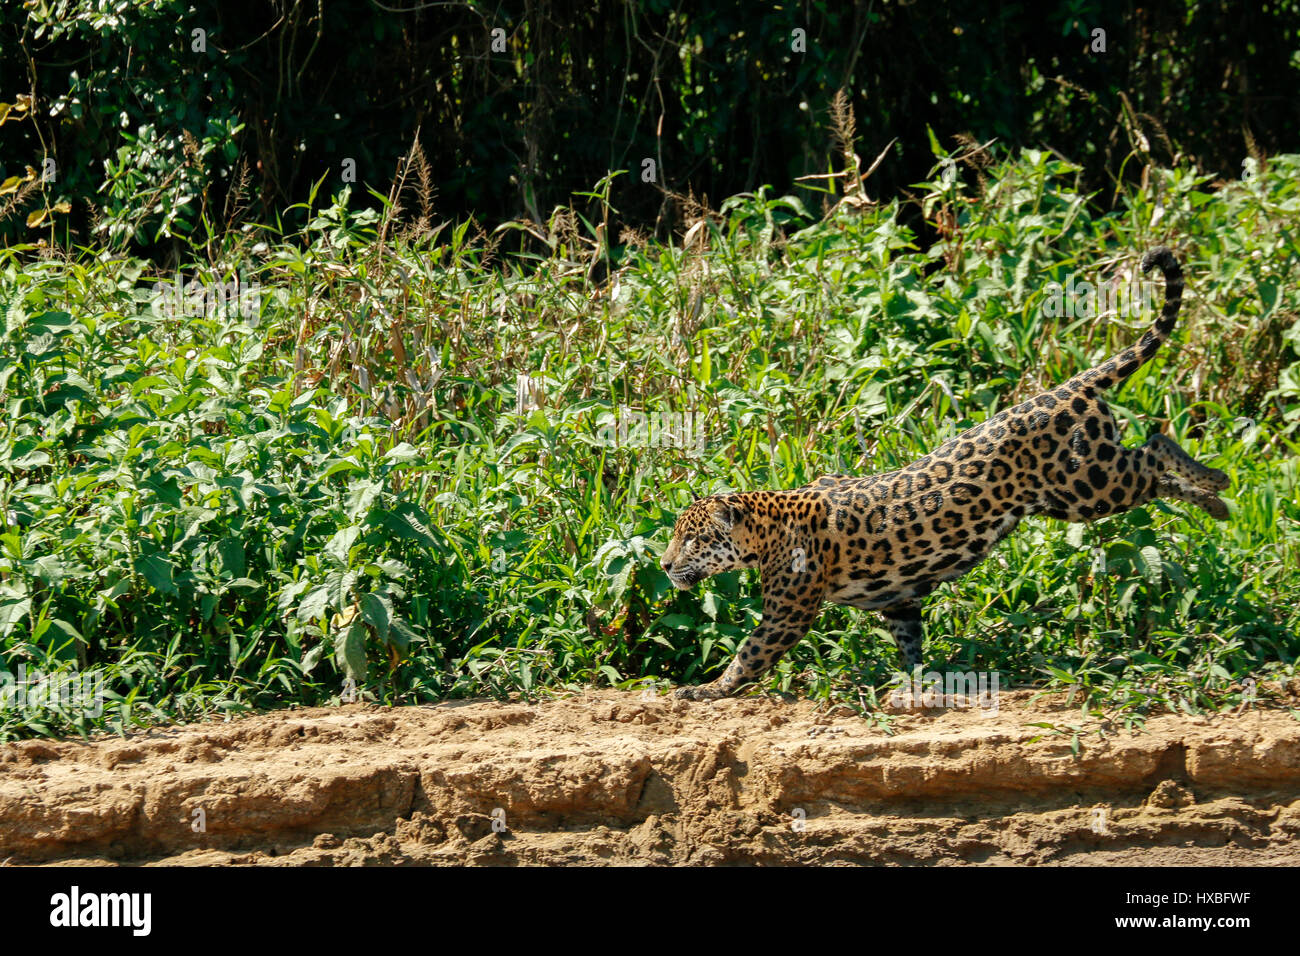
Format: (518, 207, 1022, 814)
(674, 683, 728, 701)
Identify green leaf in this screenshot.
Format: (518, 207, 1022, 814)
(336, 619, 368, 680)
(659, 613, 695, 629)
(320, 458, 362, 480)
(216, 536, 246, 578)
(383, 442, 420, 463)
(360, 591, 390, 643)
(345, 479, 384, 521)
(297, 586, 331, 622)
(382, 501, 440, 550)
(1138, 546, 1163, 584)
(300, 642, 326, 674)
(139, 553, 178, 596)
(325, 525, 361, 565)
(388, 615, 419, 651)
(1045, 666, 1079, 684)
(0, 597, 31, 638)
(701, 591, 720, 620)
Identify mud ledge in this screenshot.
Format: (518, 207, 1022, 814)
(2, 689, 1299, 866)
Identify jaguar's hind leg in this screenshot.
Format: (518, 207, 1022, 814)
(1145, 432, 1229, 492)
(1158, 473, 1229, 520)
(880, 600, 923, 672)
(1091, 441, 1228, 521)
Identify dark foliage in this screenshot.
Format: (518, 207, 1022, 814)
(3, 0, 1299, 254)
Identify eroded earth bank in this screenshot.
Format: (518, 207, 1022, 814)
(3, 688, 1299, 866)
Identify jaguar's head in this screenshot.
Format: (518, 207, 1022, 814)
(660, 495, 746, 590)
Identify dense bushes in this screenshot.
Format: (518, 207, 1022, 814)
(1, 144, 1297, 737)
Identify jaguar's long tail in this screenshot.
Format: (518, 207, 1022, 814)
(1077, 246, 1183, 391)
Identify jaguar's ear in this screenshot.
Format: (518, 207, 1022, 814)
(706, 497, 742, 532)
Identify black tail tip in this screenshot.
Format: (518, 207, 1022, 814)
(1141, 246, 1177, 274)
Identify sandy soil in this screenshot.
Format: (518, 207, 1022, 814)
(2, 687, 1299, 866)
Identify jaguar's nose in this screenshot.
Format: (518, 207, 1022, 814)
(660, 555, 672, 571)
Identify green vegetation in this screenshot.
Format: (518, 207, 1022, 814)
(1, 141, 1298, 740)
(4, 1, 1300, 248)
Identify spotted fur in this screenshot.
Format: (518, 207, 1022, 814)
(661, 248, 1229, 701)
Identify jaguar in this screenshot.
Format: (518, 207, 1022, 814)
(660, 247, 1229, 701)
